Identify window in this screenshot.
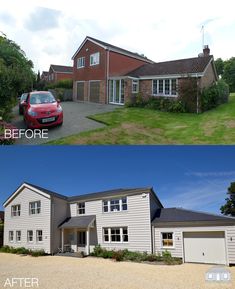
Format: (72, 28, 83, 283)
(77, 202, 85, 215)
(27, 230, 33, 242)
(11, 204, 21, 217)
(77, 57, 85, 68)
(132, 80, 139, 93)
(78, 231, 86, 246)
(103, 227, 128, 243)
(29, 201, 41, 215)
(9, 231, 14, 242)
(103, 200, 109, 212)
(16, 231, 21, 242)
(90, 52, 100, 66)
(110, 199, 120, 212)
(162, 232, 173, 247)
(152, 79, 178, 96)
(36, 230, 43, 242)
(103, 228, 109, 242)
(103, 197, 128, 213)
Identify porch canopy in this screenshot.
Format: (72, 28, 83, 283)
(59, 215, 96, 229)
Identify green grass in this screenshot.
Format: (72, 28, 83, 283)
(48, 93, 235, 144)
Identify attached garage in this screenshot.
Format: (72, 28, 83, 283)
(76, 82, 85, 101)
(183, 231, 226, 265)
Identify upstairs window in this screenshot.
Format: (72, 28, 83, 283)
(29, 201, 41, 215)
(162, 232, 174, 247)
(132, 80, 139, 93)
(103, 200, 109, 213)
(110, 199, 120, 212)
(90, 52, 100, 66)
(77, 202, 85, 215)
(11, 205, 21, 217)
(103, 197, 128, 213)
(77, 57, 85, 68)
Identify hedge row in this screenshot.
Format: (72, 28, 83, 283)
(0, 245, 46, 257)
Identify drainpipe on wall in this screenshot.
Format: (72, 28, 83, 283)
(106, 48, 110, 103)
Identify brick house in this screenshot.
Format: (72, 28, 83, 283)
(41, 71, 49, 82)
(48, 65, 73, 83)
(72, 37, 217, 107)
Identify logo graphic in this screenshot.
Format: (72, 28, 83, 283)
(205, 267, 231, 282)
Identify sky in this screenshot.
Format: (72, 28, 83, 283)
(0, 0, 234, 72)
(0, 146, 234, 214)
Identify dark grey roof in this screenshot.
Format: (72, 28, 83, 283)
(152, 208, 235, 226)
(50, 65, 73, 73)
(24, 182, 68, 200)
(68, 187, 154, 202)
(59, 215, 96, 229)
(127, 55, 213, 77)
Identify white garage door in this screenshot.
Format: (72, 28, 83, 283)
(183, 231, 226, 265)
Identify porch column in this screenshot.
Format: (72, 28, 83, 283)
(74, 228, 77, 252)
(61, 228, 64, 253)
(86, 227, 90, 255)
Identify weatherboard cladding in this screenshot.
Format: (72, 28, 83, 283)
(127, 55, 213, 77)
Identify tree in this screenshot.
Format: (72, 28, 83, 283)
(0, 34, 36, 120)
(223, 57, 235, 92)
(220, 182, 235, 216)
(214, 58, 224, 77)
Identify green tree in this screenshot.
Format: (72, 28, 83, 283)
(0, 34, 35, 120)
(214, 58, 224, 77)
(223, 58, 235, 92)
(220, 182, 235, 216)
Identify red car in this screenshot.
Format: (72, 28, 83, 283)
(23, 91, 63, 129)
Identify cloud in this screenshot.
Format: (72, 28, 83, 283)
(185, 171, 235, 177)
(0, 12, 15, 26)
(24, 6, 62, 32)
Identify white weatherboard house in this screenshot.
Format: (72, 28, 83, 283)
(3, 182, 235, 265)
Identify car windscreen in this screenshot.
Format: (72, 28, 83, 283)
(29, 93, 56, 104)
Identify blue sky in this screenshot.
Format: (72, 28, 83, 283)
(0, 146, 234, 214)
(0, 0, 234, 71)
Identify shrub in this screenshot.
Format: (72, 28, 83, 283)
(30, 250, 46, 257)
(112, 250, 124, 262)
(201, 79, 229, 111)
(102, 250, 114, 259)
(92, 244, 105, 257)
(46, 79, 73, 90)
(0, 246, 46, 256)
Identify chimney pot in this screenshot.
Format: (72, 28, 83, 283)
(203, 45, 210, 56)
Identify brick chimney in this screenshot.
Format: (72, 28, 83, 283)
(203, 45, 210, 56)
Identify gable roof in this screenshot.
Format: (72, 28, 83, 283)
(72, 36, 153, 63)
(41, 71, 49, 76)
(127, 55, 214, 78)
(152, 207, 235, 227)
(50, 65, 73, 73)
(59, 215, 96, 229)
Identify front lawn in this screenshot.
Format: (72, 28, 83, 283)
(48, 93, 235, 144)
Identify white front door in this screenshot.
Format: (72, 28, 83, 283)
(77, 231, 86, 252)
(109, 80, 124, 105)
(183, 231, 226, 265)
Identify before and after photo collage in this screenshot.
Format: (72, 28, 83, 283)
(0, 1, 235, 289)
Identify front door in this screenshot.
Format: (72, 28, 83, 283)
(109, 80, 124, 105)
(77, 231, 86, 250)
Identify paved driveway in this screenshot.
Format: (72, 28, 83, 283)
(11, 102, 118, 145)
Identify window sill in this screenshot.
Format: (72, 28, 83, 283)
(90, 63, 99, 67)
(152, 94, 178, 98)
(102, 210, 128, 214)
(77, 66, 85, 69)
(161, 246, 175, 249)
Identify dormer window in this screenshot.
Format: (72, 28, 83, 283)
(77, 202, 85, 215)
(90, 52, 100, 66)
(11, 204, 21, 217)
(103, 197, 128, 213)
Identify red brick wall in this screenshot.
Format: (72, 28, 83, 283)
(55, 73, 73, 82)
(200, 62, 216, 89)
(109, 51, 150, 77)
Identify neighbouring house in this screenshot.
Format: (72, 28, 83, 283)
(0, 211, 4, 247)
(48, 65, 73, 83)
(41, 71, 49, 82)
(72, 37, 217, 108)
(3, 182, 235, 265)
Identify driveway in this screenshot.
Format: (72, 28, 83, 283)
(0, 253, 234, 289)
(11, 102, 118, 145)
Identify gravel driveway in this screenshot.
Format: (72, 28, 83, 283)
(11, 102, 118, 145)
(0, 253, 234, 289)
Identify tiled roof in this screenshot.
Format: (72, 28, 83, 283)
(152, 208, 235, 226)
(127, 55, 213, 77)
(50, 65, 73, 73)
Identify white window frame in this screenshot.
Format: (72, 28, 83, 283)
(9, 231, 14, 242)
(132, 80, 139, 93)
(152, 79, 178, 97)
(161, 232, 174, 248)
(103, 227, 128, 243)
(36, 230, 43, 242)
(77, 57, 85, 69)
(29, 201, 41, 215)
(90, 52, 100, 66)
(102, 197, 128, 213)
(77, 202, 85, 215)
(11, 204, 21, 217)
(16, 230, 21, 242)
(27, 230, 33, 243)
